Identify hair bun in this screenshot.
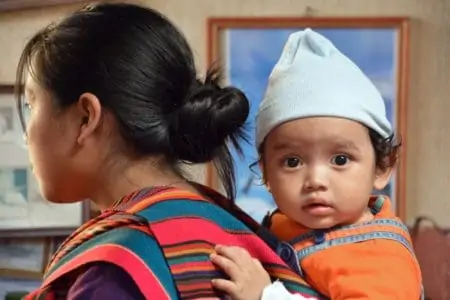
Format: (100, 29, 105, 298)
(169, 68, 249, 163)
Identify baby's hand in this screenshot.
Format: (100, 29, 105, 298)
(210, 245, 271, 300)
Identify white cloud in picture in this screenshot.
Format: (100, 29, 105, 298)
(226, 29, 291, 75)
(365, 70, 396, 126)
(368, 70, 395, 101)
(236, 196, 276, 223)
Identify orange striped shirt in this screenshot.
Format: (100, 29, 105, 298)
(269, 197, 423, 299)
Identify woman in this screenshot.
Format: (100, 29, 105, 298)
(18, 2, 322, 300)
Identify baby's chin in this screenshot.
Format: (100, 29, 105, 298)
(292, 214, 341, 230)
(297, 212, 373, 230)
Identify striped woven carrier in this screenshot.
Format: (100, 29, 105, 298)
(25, 185, 323, 299)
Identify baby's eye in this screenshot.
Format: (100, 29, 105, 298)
(331, 154, 350, 166)
(283, 157, 301, 168)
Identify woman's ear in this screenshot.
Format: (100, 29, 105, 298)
(75, 92, 102, 145)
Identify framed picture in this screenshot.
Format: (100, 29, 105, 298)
(0, 237, 49, 279)
(0, 85, 90, 237)
(206, 17, 409, 221)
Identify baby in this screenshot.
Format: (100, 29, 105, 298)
(210, 29, 423, 300)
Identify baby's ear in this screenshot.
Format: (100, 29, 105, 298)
(373, 166, 393, 190)
(258, 161, 271, 192)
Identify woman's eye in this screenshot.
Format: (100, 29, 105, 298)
(332, 154, 350, 166)
(284, 157, 301, 168)
(20, 101, 32, 133)
(24, 102, 32, 110)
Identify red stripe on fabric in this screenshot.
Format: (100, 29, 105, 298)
(42, 244, 170, 299)
(128, 190, 207, 213)
(170, 260, 212, 270)
(23, 290, 54, 300)
(152, 218, 284, 264)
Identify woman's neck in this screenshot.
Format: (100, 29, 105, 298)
(89, 158, 187, 211)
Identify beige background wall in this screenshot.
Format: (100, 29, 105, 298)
(0, 0, 449, 225)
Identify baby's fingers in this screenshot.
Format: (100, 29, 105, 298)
(215, 245, 252, 265)
(210, 253, 241, 281)
(211, 278, 237, 295)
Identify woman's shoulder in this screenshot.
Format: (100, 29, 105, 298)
(130, 184, 259, 234)
(48, 226, 177, 299)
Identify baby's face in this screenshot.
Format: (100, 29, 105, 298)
(260, 117, 391, 229)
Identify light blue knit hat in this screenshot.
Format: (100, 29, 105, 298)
(255, 28, 392, 148)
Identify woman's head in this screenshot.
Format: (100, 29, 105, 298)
(16, 3, 249, 204)
(255, 29, 400, 228)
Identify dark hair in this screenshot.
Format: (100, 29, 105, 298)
(15, 3, 249, 200)
(367, 129, 401, 171)
(257, 129, 401, 172)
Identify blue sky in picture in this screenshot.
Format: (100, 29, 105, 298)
(225, 28, 397, 222)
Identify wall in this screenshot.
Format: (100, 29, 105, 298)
(0, 0, 449, 229)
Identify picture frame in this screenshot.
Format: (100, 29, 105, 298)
(0, 85, 90, 237)
(0, 237, 49, 279)
(206, 17, 409, 221)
